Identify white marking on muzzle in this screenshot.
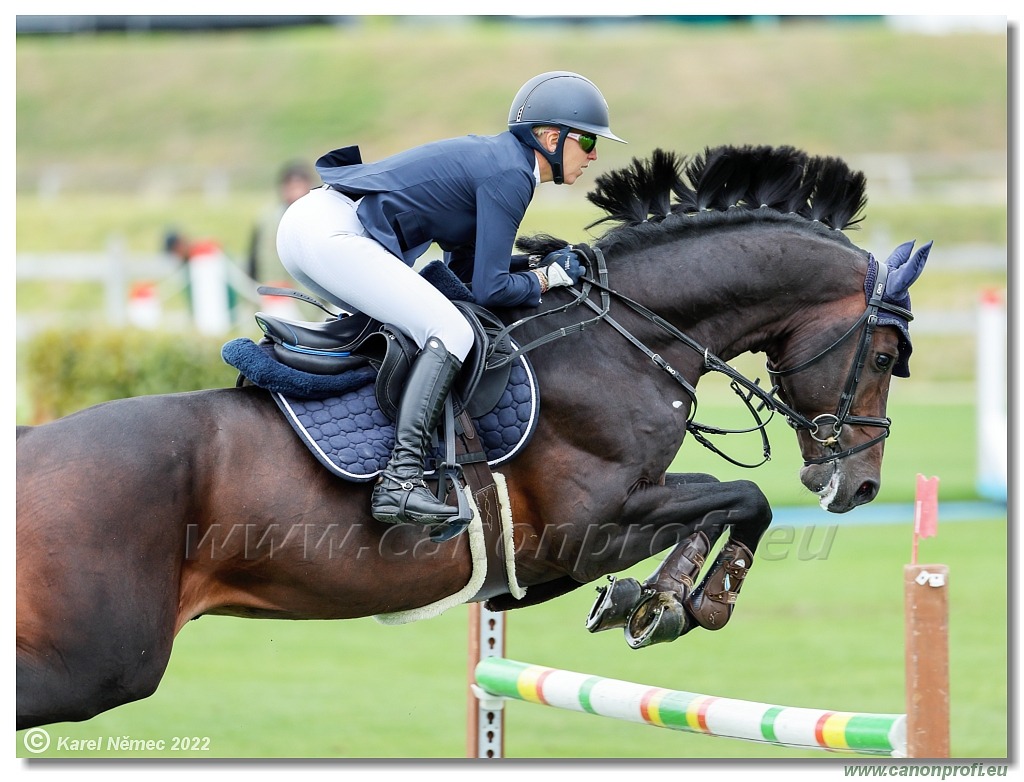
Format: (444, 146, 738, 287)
(818, 468, 841, 510)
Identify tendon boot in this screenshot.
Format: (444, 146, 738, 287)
(642, 530, 711, 596)
(371, 337, 463, 525)
(685, 539, 754, 631)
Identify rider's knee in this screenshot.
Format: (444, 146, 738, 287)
(430, 314, 474, 361)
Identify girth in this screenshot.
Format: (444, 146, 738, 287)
(451, 408, 511, 601)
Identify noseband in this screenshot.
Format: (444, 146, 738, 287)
(490, 246, 911, 469)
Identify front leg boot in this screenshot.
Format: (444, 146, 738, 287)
(685, 540, 753, 631)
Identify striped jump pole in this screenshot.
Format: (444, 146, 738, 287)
(474, 657, 907, 757)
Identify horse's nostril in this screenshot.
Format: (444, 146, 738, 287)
(855, 480, 879, 503)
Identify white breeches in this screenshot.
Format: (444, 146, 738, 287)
(276, 186, 473, 360)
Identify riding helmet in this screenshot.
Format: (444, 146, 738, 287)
(507, 71, 625, 184)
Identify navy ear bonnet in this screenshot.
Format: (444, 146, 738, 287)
(863, 239, 932, 378)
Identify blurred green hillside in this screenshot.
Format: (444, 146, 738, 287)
(16, 17, 1007, 254)
(17, 18, 1007, 177)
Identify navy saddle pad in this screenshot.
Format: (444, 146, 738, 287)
(268, 350, 539, 482)
(222, 339, 536, 485)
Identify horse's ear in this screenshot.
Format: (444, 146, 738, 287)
(884, 240, 932, 298)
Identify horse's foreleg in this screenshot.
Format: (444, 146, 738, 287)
(491, 473, 732, 614)
(586, 473, 772, 648)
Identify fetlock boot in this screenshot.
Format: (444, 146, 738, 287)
(643, 530, 711, 596)
(371, 337, 463, 525)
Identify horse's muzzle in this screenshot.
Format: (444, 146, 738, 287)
(800, 459, 881, 513)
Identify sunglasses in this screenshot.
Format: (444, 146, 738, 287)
(566, 131, 597, 154)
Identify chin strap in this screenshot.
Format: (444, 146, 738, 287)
(509, 124, 569, 185)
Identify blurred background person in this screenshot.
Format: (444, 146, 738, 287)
(245, 160, 319, 322)
(248, 160, 318, 287)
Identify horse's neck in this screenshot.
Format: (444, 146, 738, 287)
(623, 228, 864, 364)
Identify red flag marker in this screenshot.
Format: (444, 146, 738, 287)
(912, 474, 940, 564)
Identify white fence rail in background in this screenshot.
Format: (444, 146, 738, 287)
(849, 152, 1006, 204)
(16, 246, 289, 338)
(17, 250, 180, 328)
(16, 243, 1006, 339)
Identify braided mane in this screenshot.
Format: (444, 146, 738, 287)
(516, 145, 868, 258)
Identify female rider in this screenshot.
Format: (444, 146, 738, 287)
(276, 71, 625, 530)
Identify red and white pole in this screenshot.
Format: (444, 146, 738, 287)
(976, 288, 1007, 502)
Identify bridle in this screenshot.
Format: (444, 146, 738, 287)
(488, 245, 911, 469)
(764, 259, 912, 465)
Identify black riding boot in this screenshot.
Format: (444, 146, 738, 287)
(371, 337, 463, 525)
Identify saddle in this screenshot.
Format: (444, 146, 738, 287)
(255, 298, 516, 422)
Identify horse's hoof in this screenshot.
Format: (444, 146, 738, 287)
(685, 540, 753, 631)
(585, 576, 644, 633)
(623, 591, 693, 649)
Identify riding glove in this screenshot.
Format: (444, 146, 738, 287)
(543, 248, 584, 288)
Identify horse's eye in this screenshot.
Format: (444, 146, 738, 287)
(874, 353, 894, 371)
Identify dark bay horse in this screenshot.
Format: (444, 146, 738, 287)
(16, 145, 930, 730)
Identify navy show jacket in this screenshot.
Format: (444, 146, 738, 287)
(315, 132, 543, 308)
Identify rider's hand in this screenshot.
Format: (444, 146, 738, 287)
(543, 248, 584, 288)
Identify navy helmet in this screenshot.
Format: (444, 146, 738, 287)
(508, 71, 625, 184)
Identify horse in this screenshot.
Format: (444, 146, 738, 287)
(16, 144, 930, 730)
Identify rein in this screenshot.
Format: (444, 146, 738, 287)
(492, 244, 909, 469)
